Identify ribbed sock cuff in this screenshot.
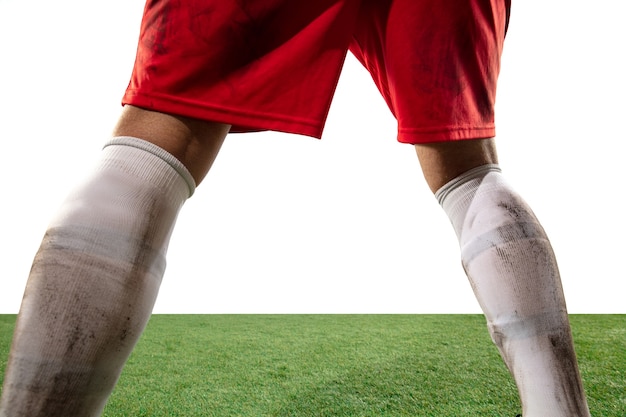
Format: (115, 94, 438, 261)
(104, 136, 196, 197)
(434, 164, 501, 206)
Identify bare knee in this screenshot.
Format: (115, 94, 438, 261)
(414, 138, 499, 193)
(113, 105, 230, 185)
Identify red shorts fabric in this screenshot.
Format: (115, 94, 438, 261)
(123, 0, 511, 144)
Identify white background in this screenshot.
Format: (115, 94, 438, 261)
(1, 0, 624, 313)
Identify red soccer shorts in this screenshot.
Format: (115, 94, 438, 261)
(122, 0, 511, 144)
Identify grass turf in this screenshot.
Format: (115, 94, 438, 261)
(0, 315, 624, 416)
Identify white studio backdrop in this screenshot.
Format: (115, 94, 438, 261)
(0, 0, 624, 313)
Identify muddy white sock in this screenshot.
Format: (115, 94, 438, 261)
(0, 137, 194, 417)
(436, 164, 590, 417)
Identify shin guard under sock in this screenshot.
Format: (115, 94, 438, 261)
(0, 137, 195, 417)
(436, 165, 590, 417)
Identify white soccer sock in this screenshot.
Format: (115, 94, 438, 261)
(0, 137, 195, 417)
(436, 165, 590, 417)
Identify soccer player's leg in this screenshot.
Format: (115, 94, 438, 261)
(415, 138, 591, 417)
(349, 0, 591, 411)
(0, 106, 229, 417)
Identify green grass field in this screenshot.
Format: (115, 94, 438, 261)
(1, 315, 624, 416)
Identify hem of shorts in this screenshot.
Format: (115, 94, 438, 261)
(122, 91, 325, 139)
(397, 125, 496, 144)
